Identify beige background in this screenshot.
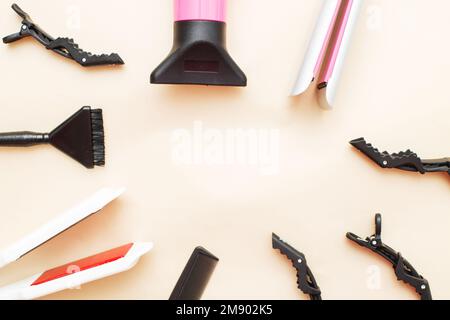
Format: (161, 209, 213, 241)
(0, 0, 449, 300)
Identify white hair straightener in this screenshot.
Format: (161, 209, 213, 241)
(291, 0, 362, 110)
(0, 188, 153, 300)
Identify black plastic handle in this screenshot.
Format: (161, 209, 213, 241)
(2, 32, 25, 44)
(0, 132, 49, 147)
(169, 247, 219, 300)
(12, 3, 31, 20)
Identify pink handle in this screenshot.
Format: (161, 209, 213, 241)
(174, 0, 227, 22)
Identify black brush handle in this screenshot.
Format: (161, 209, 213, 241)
(0, 132, 49, 147)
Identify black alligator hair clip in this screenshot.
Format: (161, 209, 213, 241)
(347, 214, 432, 300)
(3, 3, 124, 67)
(351, 137, 450, 177)
(272, 233, 322, 300)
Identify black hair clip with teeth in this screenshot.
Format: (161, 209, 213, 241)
(272, 233, 322, 300)
(350, 138, 450, 177)
(3, 3, 124, 67)
(347, 214, 432, 300)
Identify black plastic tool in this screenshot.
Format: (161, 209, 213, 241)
(272, 233, 322, 300)
(3, 4, 124, 67)
(347, 214, 432, 300)
(0, 107, 105, 168)
(350, 137, 450, 176)
(169, 246, 219, 300)
(151, 20, 246, 86)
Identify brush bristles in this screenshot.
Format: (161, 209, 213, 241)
(90, 109, 105, 166)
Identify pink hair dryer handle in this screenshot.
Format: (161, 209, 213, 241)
(174, 0, 227, 22)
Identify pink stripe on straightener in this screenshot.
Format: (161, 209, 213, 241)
(174, 0, 227, 22)
(314, 0, 354, 84)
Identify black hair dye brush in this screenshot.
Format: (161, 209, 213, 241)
(0, 107, 105, 168)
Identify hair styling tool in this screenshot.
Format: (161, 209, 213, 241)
(151, 0, 246, 86)
(0, 188, 153, 300)
(272, 233, 322, 300)
(0, 243, 152, 300)
(291, 0, 362, 109)
(3, 4, 124, 67)
(0, 107, 105, 169)
(347, 214, 432, 300)
(350, 137, 450, 177)
(0, 187, 124, 269)
(169, 246, 219, 300)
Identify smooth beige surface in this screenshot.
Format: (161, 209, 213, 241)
(0, 0, 449, 300)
